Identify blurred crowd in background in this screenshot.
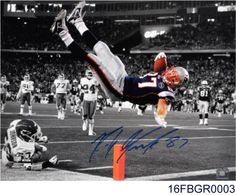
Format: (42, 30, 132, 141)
(1, 14, 235, 114)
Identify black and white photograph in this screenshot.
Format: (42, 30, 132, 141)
(0, 0, 235, 189)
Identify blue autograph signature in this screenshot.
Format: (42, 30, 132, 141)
(89, 126, 188, 163)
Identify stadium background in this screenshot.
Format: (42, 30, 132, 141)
(1, 0, 235, 180)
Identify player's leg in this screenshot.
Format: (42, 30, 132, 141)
(99, 101, 104, 114)
(198, 101, 204, 125)
(56, 94, 62, 119)
(70, 95, 74, 112)
(217, 103, 222, 117)
(203, 102, 209, 125)
(1, 93, 6, 112)
(82, 100, 89, 131)
(0, 94, 2, 111)
(75, 96, 81, 115)
(26, 93, 32, 115)
(73, 96, 77, 114)
(51, 9, 124, 101)
(118, 101, 122, 112)
(60, 94, 67, 120)
(20, 94, 26, 115)
(67, 3, 128, 97)
(25, 155, 58, 171)
(88, 101, 97, 136)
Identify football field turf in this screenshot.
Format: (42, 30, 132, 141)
(1, 102, 235, 180)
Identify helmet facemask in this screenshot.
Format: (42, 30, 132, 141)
(86, 70, 93, 80)
(162, 66, 182, 89)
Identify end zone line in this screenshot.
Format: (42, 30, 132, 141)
(1, 125, 234, 132)
(126, 167, 236, 181)
(7, 135, 236, 146)
(0, 135, 235, 146)
(77, 166, 112, 171)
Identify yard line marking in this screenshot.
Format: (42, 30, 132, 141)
(0, 125, 166, 129)
(0, 136, 235, 146)
(58, 159, 73, 163)
(0, 112, 57, 117)
(77, 166, 112, 171)
(126, 167, 236, 180)
(173, 126, 235, 131)
(1, 125, 234, 131)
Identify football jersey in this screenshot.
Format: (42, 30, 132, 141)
(123, 73, 175, 105)
(54, 79, 70, 94)
(80, 77, 99, 101)
(0, 80, 10, 94)
(216, 93, 226, 104)
(6, 127, 35, 163)
(70, 83, 80, 95)
(20, 80, 34, 94)
(197, 86, 211, 102)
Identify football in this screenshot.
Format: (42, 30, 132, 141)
(153, 52, 168, 72)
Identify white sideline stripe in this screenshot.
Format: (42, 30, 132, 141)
(173, 126, 235, 131)
(49, 135, 236, 144)
(58, 159, 73, 163)
(1, 112, 235, 121)
(77, 166, 112, 171)
(1, 125, 234, 132)
(1, 135, 235, 146)
(143, 124, 235, 131)
(126, 167, 236, 181)
(21, 135, 236, 145)
(1, 112, 57, 117)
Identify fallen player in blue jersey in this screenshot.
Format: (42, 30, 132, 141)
(51, 1, 189, 127)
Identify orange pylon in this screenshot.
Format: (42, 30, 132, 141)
(113, 144, 126, 180)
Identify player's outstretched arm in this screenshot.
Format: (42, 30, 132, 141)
(154, 99, 168, 128)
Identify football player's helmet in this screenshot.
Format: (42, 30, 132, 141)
(73, 79, 78, 83)
(201, 80, 208, 86)
(201, 80, 208, 88)
(58, 73, 65, 80)
(1, 75, 6, 82)
(85, 69, 93, 80)
(24, 74, 30, 81)
(162, 66, 189, 89)
(8, 119, 43, 142)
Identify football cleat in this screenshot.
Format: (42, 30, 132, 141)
(82, 119, 88, 131)
(67, 0, 86, 24)
(50, 9, 68, 34)
(88, 131, 96, 136)
(57, 111, 61, 119)
(204, 119, 208, 126)
(118, 107, 122, 112)
(199, 119, 203, 125)
(49, 155, 58, 165)
(60, 111, 65, 120)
